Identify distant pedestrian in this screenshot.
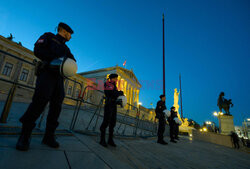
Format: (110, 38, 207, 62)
(230, 131, 240, 149)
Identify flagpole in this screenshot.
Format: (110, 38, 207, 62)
(163, 13, 166, 95)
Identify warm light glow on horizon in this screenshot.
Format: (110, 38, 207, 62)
(213, 112, 218, 116)
(206, 121, 212, 125)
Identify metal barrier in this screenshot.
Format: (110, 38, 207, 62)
(69, 85, 158, 137)
(0, 50, 159, 137)
(0, 50, 83, 124)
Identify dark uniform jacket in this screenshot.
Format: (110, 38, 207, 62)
(104, 80, 123, 104)
(34, 32, 76, 63)
(168, 110, 178, 125)
(155, 100, 166, 119)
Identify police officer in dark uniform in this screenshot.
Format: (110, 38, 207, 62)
(168, 106, 177, 143)
(155, 95, 168, 145)
(100, 74, 124, 147)
(16, 22, 76, 151)
(173, 114, 180, 140)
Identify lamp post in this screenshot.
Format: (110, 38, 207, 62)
(162, 13, 165, 95)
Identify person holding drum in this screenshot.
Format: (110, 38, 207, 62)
(168, 106, 178, 143)
(99, 73, 125, 147)
(16, 22, 76, 151)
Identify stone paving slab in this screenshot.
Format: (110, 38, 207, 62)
(0, 147, 69, 169)
(0, 132, 249, 169)
(74, 133, 134, 169)
(107, 137, 250, 169)
(0, 135, 90, 152)
(66, 151, 111, 169)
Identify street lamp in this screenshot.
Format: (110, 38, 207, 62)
(138, 102, 142, 106)
(206, 121, 212, 125)
(213, 112, 218, 117)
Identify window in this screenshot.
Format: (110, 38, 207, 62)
(67, 86, 72, 95)
(19, 68, 29, 82)
(2, 62, 13, 76)
(75, 89, 80, 98)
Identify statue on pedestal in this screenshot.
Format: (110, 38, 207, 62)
(217, 92, 233, 115)
(173, 88, 180, 113)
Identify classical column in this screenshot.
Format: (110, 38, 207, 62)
(134, 88, 137, 105)
(127, 84, 131, 108)
(137, 90, 139, 104)
(132, 88, 135, 105)
(129, 86, 133, 108)
(120, 78, 124, 92)
(117, 75, 121, 90)
(123, 80, 127, 96)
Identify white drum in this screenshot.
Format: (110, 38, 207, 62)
(61, 58, 77, 77)
(50, 57, 77, 78)
(174, 117, 182, 125)
(163, 109, 171, 117)
(117, 95, 127, 107)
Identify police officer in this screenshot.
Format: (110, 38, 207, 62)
(16, 22, 76, 151)
(100, 74, 124, 147)
(173, 112, 180, 140)
(155, 95, 168, 145)
(168, 106, 177, 143)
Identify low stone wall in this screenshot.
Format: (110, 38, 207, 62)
(193, 130, 233, 148)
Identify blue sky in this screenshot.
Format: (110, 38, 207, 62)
(0, 0, 249, 126)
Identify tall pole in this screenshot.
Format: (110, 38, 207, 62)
(179, 74, 183, 118)
(163, 13, 165, 95)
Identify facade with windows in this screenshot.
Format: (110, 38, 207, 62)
(0, 34, 154, 121)
(0, 35, 95, 105)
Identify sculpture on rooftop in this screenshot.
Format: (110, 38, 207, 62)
(6, 33, 14, 41)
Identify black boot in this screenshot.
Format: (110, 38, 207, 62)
(42, 134, 60, 148)
(170, 139, 177, 143)
(16, 123, 35, 151)
(108, 137, 116, 147)
(99, 130, 107, 147)
(42, 124, 59, 148)
(157, 139, 168, 145)
(108, 130, 116, 147)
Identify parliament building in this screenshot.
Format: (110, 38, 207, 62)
(0, 35, 155, 121)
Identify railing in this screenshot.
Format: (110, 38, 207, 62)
(0, 49, 158, 137)
(0, 50, 83, 124)
(69, 85, 158, 137)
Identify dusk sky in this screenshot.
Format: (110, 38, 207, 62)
(0, 0, 249, 126)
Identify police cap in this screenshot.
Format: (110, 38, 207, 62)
(159, 94, 165, 99)
(109, 73, 118, 79)
(58, 22, 74, 34)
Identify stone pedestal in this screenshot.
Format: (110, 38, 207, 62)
(218, 115, 235, 135)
